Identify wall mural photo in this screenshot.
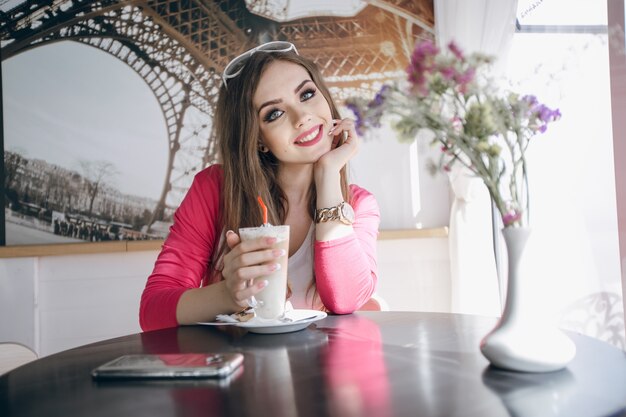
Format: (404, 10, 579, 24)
(1, 0, 434, 246)
(3, 41, 172, 245)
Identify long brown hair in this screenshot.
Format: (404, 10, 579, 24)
(213, 48, 350, 283)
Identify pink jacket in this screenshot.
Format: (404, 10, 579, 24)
(139, 165, 380, 331)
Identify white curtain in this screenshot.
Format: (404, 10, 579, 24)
(434, 0, 518, 317)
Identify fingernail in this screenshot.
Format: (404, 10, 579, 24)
(226, 230, 235, 236)
(269, 263, 281, 271)
(329, 120, 339, 135)
(265, 237, 277, 245)
(273, 249, 286, 257)
(259, 280, 269, 288)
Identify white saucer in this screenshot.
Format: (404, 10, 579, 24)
(198, 309, 327, 334)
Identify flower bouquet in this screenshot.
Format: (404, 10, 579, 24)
(346, 40, 561, 228)
(347, 40, 577, 372)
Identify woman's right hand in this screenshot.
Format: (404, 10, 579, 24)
(221, 230, 285, 309)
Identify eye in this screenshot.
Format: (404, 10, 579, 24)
(301, 88, 316, 101)
(263, 108, 284, 123)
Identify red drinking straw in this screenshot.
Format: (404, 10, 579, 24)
(257, 196, 268, 225)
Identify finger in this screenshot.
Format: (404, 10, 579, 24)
(328, 119, 342, 136)
(239, 247, 286, 268)
(224, 263, 272, 299)
(339, 120, 359, 147)
(248, 279, 268, 297)
(230, 261, 283, 283)
(328, 118, 354, 132)
(331, 131, 357, 154)
(233, 279, 269, 304)
(225, 235, 277, 267)
(328, 119, 357, 144)
(224, 246, 285, 280)
(225, 230, 240, 249)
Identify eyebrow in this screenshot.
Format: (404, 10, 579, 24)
(257, 79, 314, 114)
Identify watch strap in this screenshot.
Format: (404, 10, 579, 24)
(315, 201, 354, 225)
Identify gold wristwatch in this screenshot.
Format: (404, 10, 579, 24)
(315, 201, 355, 225)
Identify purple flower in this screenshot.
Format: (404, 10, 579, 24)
(537, 105, 561, 124)
(453, 68, 475, 95)
(502, 210, 522, 226)
(407, 69, 428, 95)
(522, 95, 538, 106)
(345, 102, 365, 136)
(448, 41, 464, 60)
(440, 66, 456, 80)
(407, 40, 439, 94)
(522, 95, 561, 134)
(370, 84, 391, 108)
(412, 40, 439, 61)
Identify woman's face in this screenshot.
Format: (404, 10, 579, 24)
(253, 60, 334, 166)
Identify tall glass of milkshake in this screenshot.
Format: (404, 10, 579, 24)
(238, 225, 290, 320)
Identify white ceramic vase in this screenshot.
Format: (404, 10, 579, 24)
(480, 227, 576, 372)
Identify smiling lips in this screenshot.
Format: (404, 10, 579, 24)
(294, 125, 323, 147)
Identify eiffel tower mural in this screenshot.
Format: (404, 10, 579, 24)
(1, 0, 433, 245)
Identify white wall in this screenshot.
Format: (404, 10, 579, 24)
(0, 257, 36, 351)
(0, 251, 156, 356)
(376, 237, 451, 313)
(349, 124, 451, 230)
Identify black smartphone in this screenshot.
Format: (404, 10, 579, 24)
(91, 353, 244, 379)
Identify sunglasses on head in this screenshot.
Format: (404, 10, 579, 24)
(221, 41, 299, 87)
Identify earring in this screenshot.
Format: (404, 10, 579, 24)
(258, 144, 269, 153)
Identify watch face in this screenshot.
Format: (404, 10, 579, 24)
(340, 202, 355, 224)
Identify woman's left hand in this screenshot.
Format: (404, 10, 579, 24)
(316, 118, 360, 174)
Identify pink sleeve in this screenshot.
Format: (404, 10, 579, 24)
(139, 165, 223, 331)
(314, 185, 380, 314)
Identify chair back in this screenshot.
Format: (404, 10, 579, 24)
(359, 294, 390, 311)
(0, 342, 38, 375)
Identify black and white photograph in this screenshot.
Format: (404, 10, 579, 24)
(1, 0, 435, 246)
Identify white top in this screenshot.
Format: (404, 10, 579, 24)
(287, 223, 321, 310)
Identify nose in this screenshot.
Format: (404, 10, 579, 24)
(293, 107, 312, 128)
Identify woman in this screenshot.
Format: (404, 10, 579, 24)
(140, 41, 380, 331)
